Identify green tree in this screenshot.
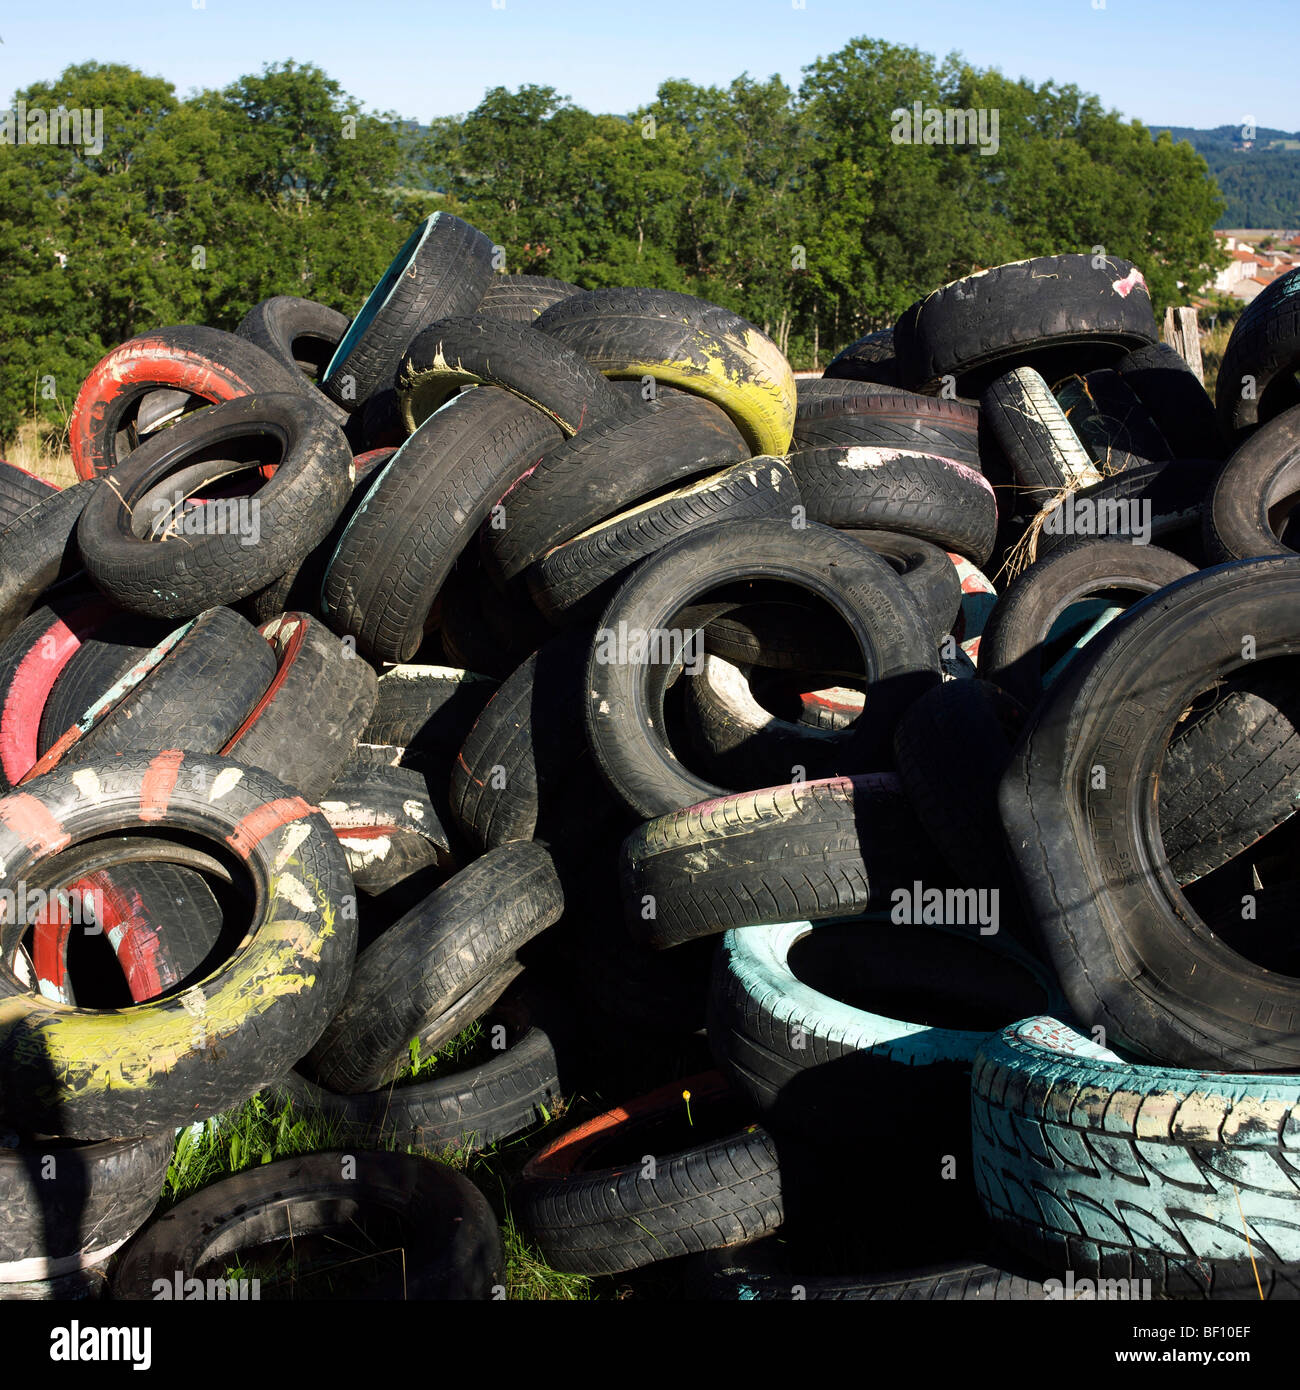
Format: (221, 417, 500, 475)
(0, 61, 414, 442)
(0, 43, 1236, 444)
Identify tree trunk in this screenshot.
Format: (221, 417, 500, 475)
(777, 312, 791, 359)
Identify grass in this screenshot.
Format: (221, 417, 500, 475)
(6, 415, 77, 488)
(403, 1019, 485, 1083)
(1198, 318, 1231, 402)
(157, 1024, 613, 1301)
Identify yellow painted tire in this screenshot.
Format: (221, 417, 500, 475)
(534, 288, 795, 457)
(0, 751, 355, 1139)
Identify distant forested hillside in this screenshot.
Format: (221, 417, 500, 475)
(1151, 125, 1300, 228)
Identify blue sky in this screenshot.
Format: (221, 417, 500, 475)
(0, 0, 1292, 130)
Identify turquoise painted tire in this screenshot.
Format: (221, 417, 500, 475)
(972, 1016, 1300, 1299)
(711, 915, 1057, 1126)
(709, 915, 1059, 1244)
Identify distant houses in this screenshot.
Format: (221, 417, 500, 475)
(1208, 231, 1300, 301)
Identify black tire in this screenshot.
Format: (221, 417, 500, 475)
(70, 324, 335, 480)
(36, 612, 171, 758)
(683, 654, 861, 786)
(796, 378, 911, 407)
(786, 445, 999, 566)
(1054, 368, 1172, 467)
(397, 316, 628, 434)
(0, 463, 58, 530)
(1215, 265, 1300, 439)
(476, 273, 582, 322)
(848, 530, 962, 645)
(791, 391, 980, 468)
(822, 329, 902, 387)
(0, 482, 98, 642)
(1028, 456, 1217, 563)
(0, 1133, 172, 1281)
(483, 394, 748, 586)
(267, 987, 564, 1152)
(585, 519, 938, 818)
(690, 1241, 1051, 1301)
(893, 679, 1028, 887)
(1159, 666, 1300, 884)
(534, 287, 795, 455)
(363, 665, 497, 766)
(320, 213, 495, 410)
(320, 759, 452, 894)
(621, 774, 932, 948)
(893, 254, 1159, 395)
(321, 386, 564, 663)
(435, 546, 547, 679)
(235, 295, 351, 382)
(303, 842, 563, 1093)
(749, 670, 867, 732)
(133, 388, 194, 435)
(708, 917, 1054, 1244)
(526, 458, 801, 622)
(511, 1071, 782, 1276)
(35, 606, 277, 776)
(999, 555, 1300, 1069)
(244, 444, 393, 624)
(76, 392, 353, 619)
(0, 752, 355, 1138)
(1204, 405, 1300, 562)
(348, 383, 407, 451)
(702, 602, 861, 673)
(220, 613, 378, 803)
(979, 367, 1103, 508)
(1114, 341, 1226, 461)
(83, 858, 224, 1002)
(980, 540, 1197, 709)
(112, 1151, 502, 1300)
(450, 629, 630, 854)
(973, 1016, 1300, 1299)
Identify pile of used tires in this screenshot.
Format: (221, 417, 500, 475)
(2, 213, 1299, 1300)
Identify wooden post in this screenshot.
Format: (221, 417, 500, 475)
(1162, 306, 1204, 383)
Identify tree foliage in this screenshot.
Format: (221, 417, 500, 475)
(0, 60, 413, 441)
(0, 44, 1228, 443)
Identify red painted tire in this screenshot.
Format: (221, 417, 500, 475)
(0, 599, 115, 792)
(69, 325, 329, 481)
(24, 607, 274, 784)
(220, 613, 378, 804)
(27, 851, 224, 1005)
(0, 751, 356, 1138)
(512, 1071, 781, 1275)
